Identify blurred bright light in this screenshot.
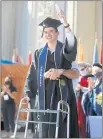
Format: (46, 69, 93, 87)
(28, 1, 33, 15)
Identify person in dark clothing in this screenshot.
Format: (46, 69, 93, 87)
(81, 72, 102, 137)
(24, 10, 79, 138)
(1, 81, 17, 138)
(81, 72, 102, 116)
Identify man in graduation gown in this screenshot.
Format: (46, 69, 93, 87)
(24, 10, 79, 138)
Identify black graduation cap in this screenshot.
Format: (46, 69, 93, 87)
(39, 17, 62, 30)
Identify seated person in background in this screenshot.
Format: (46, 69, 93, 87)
(78, 62, 92, 87)
(1, 80, 17, 138)
(75, 62, 92, 138)
(81, 72, 102, 138)
(81, 71, 102, 116)
(92, 63, 102, 75)
(92, 72, 102, 116)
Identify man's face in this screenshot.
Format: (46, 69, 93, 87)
(43, 27, 59, 43)
(3, 84, 10, 92)
(79, 66, 89, 76)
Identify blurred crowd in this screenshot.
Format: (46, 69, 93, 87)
(75, 62, 102, 137)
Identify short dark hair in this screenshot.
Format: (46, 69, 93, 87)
(93, 63, 102, 69)
(5, 75, 13, 83)
(4, 81, 13, 88)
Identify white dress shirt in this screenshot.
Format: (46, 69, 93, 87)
(66, 31, 75, 47)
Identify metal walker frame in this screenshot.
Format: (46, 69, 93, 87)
(11, 97, 70, 138)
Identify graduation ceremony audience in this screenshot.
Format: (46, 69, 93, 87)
(1, 76, 17, 138)
(75, 62, 102, 137)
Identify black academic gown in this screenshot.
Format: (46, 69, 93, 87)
(24, 38, 79, 138)
(24, 62, 38, 133)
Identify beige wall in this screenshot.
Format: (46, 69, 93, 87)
(74, 1, 102, 63)
(95, 1, 102, 42)
(2, 1, 102, 63)
(76, 1, 96, 63)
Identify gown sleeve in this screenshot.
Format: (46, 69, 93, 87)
(63, 35, 77, 62)
(23, 51, 38, 98)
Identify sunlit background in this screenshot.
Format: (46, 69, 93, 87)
(1, 1, 102, 64)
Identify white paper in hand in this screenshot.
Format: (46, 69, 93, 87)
(55, 4, 64, 23)
(4, 94, 9, 100)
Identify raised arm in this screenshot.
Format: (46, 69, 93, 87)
(57, 10, 76, 47)
(57, 10, 77, 62)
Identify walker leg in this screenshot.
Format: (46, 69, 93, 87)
(67, 113, 69, 138)
(11, 108, 21, 138)
(24, 104, 30, 138)
(55, 103, 60, 138)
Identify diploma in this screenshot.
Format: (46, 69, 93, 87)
(55, 4, 64, 23)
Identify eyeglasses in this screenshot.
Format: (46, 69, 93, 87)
(80, 67, 86, 71)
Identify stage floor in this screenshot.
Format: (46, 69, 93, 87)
(0, 130, 33, 138)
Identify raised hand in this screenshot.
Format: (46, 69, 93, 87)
(56, 9, 68, 25)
